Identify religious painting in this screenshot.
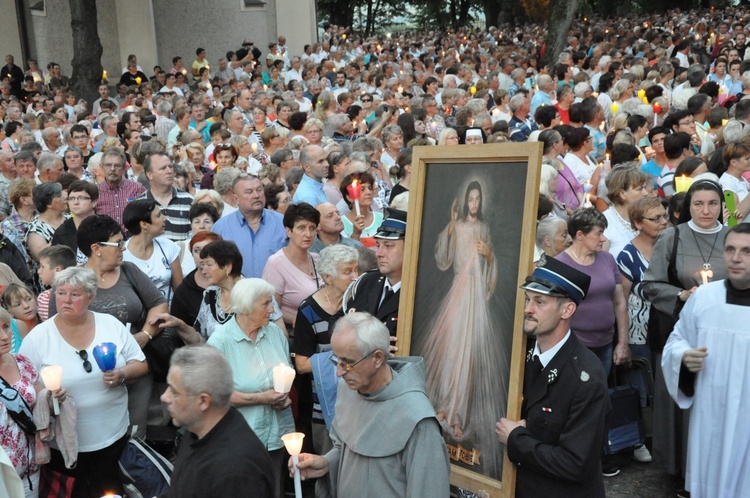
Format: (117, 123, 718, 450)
(397, 142, 542, 497)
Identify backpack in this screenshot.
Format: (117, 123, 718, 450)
(119, 438, 173, 498)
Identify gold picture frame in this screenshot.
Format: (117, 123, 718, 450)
(396, 142, 543, 497)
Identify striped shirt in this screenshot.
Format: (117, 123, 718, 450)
(136, 187, 193, 241)
(96, 179, 147, 232)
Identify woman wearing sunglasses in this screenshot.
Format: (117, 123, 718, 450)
(20, 266, 147, 498)
(47, 215, 168, 441)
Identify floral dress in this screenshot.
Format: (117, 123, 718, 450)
(0, 354, 39, 478)
(24, 213, 71, 292)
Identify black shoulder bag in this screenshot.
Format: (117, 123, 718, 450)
(647, 225, 685, 353)
(0, 374, 37, 434)
(121, 263, 184, 383)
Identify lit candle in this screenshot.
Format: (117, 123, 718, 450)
(40, 366, 63, 415)
(610, 102, 619, 114)
(700, 269, 713, 285)
(135, 77, 142, 85)
(346, 179, 362, 216)
(675, 175, 693, 193)
(637, 89, 646, 100)
(583, 193, 593, 208)
(250, 143, 258, 153)
(282, 432, 305, 498)
(92, 342, 117, 372)
(102, 70, 107, 80)
(342, 34, 347, 39)
(263, 84, 268, 91)
(470, 86, 477, 95)
(272, 363, 295, 393)
(397, 85, 404, 93)
(723, 119, 729, 127)
(181, 69, 187, 75)
(604, 154, 611, 169)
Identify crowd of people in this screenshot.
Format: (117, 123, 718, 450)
(3, 4, 750, 497)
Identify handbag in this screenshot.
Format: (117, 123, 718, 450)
(120, 263, 184, 383)
(0, 374, 36, 435)
(38, 465, 75, 498)
(647, 225, 685, 353)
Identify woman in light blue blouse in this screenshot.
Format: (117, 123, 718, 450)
(207, 278, 294, 498)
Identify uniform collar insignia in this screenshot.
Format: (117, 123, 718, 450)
(547, 368, 558, 384)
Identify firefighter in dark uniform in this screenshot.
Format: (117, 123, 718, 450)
(336, 208, 406, 338)
(496, 255, 610, 498)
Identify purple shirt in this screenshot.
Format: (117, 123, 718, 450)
(556, 250, 622, 348)
(556, 161, 583, 210)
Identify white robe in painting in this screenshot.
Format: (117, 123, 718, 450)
(420, 217, 506, 479)
(662, 280, 750, 498)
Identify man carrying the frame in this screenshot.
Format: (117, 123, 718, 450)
(496, 255, 609, 497)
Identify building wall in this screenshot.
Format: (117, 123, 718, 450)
(23, 0, 121, 81)
(152, 0, 278, 72)
(0, 0, 24, 63)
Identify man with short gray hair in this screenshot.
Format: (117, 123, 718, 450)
(162, 345, 275, 497)
(41, 128, 65, 157)
(291, 312, 450, 497)
(509, 93, 538, 142)
(37, 152, 64, 183)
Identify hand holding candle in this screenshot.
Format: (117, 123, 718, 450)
(272, 363, 295, 393)
(93, 342, 117, 372)
(40, 366, 63, 415)
(346, 180, 362, 216)
(282, 432, 305, 498)
(583, 193, 593, 208)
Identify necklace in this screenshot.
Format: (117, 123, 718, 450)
(691, 228, 720, 281)
(323, 287, 340, 313)
(569, 247, 591, 263)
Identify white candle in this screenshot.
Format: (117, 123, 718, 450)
(282, 432, 305, 498)
(272, 363, 295, 393)
(40, 366, 63, 415)
(700, 269, 713, 285)
(583, 193, 592, 208)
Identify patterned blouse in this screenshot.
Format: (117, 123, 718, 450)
(0, 354, 38, 478)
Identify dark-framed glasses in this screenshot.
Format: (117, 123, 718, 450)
(76, 349, 92, 373)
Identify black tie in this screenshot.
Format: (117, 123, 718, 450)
(380, 288, 394, 310)
(529, 356, 544, 385)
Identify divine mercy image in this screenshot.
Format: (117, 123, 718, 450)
(414, 179, 508, 480)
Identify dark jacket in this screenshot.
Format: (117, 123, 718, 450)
(333, 270, 399, 337)
(0, 233, 32, 287)
(507, 333, 609, 498)
(51, 218, 78, 256)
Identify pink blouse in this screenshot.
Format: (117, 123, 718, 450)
(0, 354, 39, 478)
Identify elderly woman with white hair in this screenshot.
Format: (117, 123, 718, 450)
(207, 278, 294, 498)
(19, 267, 148, 498)
(535, 216, 571, 261)
(292, 245, 359, 453)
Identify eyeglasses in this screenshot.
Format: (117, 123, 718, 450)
(679, 120, 696, 126)
(68, 196, 91, 203)
(215, 143, 233, 150)
(329, 350, 377, 372)
(361, 99, 373, 103)
(98, 240, 125, 249)
(102, 162, 124, 170)
(644, 214, 668, 223)
(76, 349, 92, 373)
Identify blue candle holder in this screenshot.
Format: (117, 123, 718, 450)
(92, 342, 117, 372)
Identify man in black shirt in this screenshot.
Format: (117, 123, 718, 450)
(161, 345, 274, 498)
